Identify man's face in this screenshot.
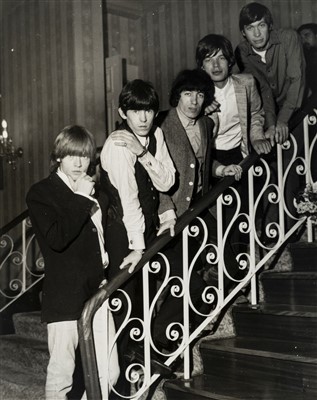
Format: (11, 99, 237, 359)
(243, 18, 271, 51)
(119, 109, 155, 137)
(60, 155, 90, 181)
(299, 29, 317, 50)
(202, 49, 229, 88)
(177, 90, 205, 119)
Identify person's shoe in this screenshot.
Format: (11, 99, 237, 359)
(124, 343, 174, 377)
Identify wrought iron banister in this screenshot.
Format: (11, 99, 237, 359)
(77, 96, 316, 399)
(0, 97, 315, 399)
(77, 151, 261, 399)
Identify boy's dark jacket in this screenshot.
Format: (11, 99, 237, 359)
(26, 173, 108, 323)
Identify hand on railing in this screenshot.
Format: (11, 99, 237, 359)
(157, 218, 176, 237)
(119, 250, 143, 274)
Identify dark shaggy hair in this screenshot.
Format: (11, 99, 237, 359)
(196, 34, 235, 71)
(119, 79, 159, 115)
(169, 69, 214, 108)
(297, 23, 317, 35)
(239, 2, 273, 31)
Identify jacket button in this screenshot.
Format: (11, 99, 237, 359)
(189, 181, 193, 186)
(186, 197, 191, 202)
(92, 227, 97, 232)
(190, 163, 195, 168)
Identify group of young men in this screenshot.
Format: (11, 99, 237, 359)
(26, 2, 312, 399)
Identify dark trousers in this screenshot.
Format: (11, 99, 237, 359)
(106, 216, 157, 398)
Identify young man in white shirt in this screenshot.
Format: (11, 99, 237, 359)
(100, 80, 176, 389)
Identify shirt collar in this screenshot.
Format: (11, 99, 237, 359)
(215, 76, 232, 95)
(245, 28, 280, 55)
(57, 168, 74, 191)
(176, 107, 197, 128)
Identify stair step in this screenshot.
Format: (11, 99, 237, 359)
(13, 311, 47, 341)
(289, 242, 317, 271)
(200, 336, 317, 394)
(233, 304, 317, 342)
(0, 334, 49, 375)
(261, 271, 317, 305)
(0, 363, 45, 400)
(164, 374, 316, 400)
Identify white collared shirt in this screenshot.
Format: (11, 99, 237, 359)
(101, 126, 175, 250)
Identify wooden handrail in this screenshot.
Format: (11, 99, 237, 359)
(1, 96, 315, 399)
(77, 95, 317, 399)
(77, 153, 258, 399)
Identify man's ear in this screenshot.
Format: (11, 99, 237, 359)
(118, 107, 127, 120)
(241, 30, 246, 38)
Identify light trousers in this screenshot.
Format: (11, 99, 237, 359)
(45, 301, 119, 399)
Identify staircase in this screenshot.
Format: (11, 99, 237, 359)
(0, 311, 48, 399)
(0, 242, 316, 400)
(164, 241, 317, 400)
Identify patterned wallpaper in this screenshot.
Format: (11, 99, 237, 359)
(0, 0, 105, 227)
(1, 0, 316, 227)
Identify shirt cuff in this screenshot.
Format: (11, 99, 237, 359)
(127, 232, 146, 250)
(137, 152, 154, 168)
(159, 209, 177, 223)
(265, 113, 277, 129)
(215, 165, 226, 177)
(75, 190, 96, 201)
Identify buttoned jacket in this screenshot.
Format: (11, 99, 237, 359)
(26, 173, 108, 323)
(157, 108, 214, 217)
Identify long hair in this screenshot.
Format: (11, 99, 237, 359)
(196, 34, 235, 71)
(50, 125, 96, 172)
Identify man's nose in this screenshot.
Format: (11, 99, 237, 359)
(212, 58, 220, 68)
(74, 156, 82, 167)
(139, 111, 147, 122)
(254, 27, 261, 37)
(191, 94, 198, 104)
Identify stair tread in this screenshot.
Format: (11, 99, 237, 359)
(0, 363, 45, 400)
(0, 333, 48, 350)
(234, 303, 317, 317)
(165, 374, 315, 400)
(13, 310, 41, 320)
(200, 336, 317, 363)
(289, 242, 317, 249)
(0, 361, 45, 386)
(261, 271, 317, 279)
